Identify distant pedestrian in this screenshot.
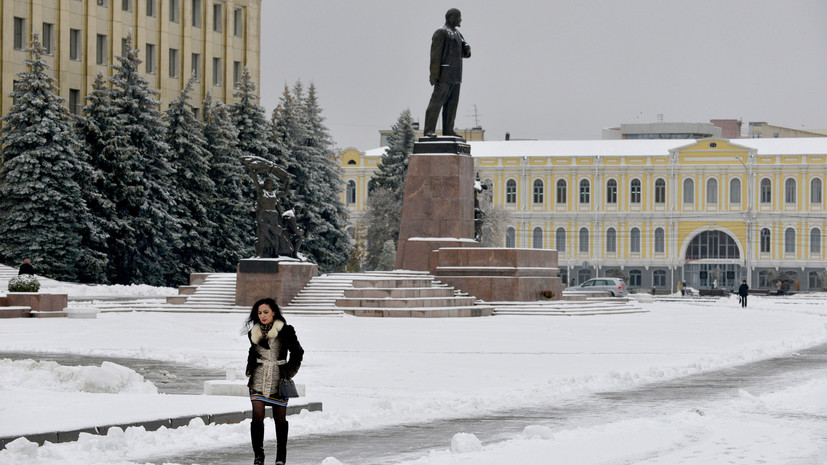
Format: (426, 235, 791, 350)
(18, 259, 34, 275)
(738, 280, 749, 308)
(677, 280, 685, 297)
(712, 278, 718, 289)
(796, 280, 800, 291)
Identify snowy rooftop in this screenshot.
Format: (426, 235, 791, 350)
(363, 137, 827, 158)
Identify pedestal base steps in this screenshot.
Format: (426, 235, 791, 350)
(336, 274, 493, 318)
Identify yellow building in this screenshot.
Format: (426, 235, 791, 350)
(342, 137, 827, 292)
(0, 0, 260, 117)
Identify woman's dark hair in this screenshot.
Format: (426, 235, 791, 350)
(242, 298, 286, 333)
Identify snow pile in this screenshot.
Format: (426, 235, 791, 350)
(0, 359, 157, 394)
(450, 433, 483, 453)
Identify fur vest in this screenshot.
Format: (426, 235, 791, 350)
(246, 320, 304, 396)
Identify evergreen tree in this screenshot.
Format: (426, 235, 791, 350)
(230, 67, 279, 166)
(363, 109, 416, 269)
(376, 240, 397, 271)
(106, 32, 180, 285)
(0, 33, 103, 281)
(203, 93, 254, 270)
(165, 76, 215, 279)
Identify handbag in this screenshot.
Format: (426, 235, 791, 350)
(278, 378, 299, 398)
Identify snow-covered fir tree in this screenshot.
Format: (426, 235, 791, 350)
(0, 33, 104, 281)
(165, 76, 216, 280)
(203, 93, 254, 271)
(363, 109, 416, 270)
(106, 31, 181, 285)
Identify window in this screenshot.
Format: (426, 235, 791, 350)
(532, 227, 543, 249)
(653, 270, 666, 287)
(145, 43, 156, 73)
(212, 57, 221, 86)
(233, 61, 242, 87)
(556, 179, 567, 204)
(630, 227, 641, 253)
(505, 227, 516, 248)
(555, 228, 566, 252)
(683, 178, 694, 204)
(606, 228, 616, 253)
(785, 178, 796, 204)
(346, 181, 356, 204)
(578, 269, 592, 284)
(233, 7, 243, 36)
(654, 227, 665, 253)
(97, 0, 106, 5)
(96, 34, 107, 65)
(192, 107, 200, 119)
(122, 0, 130, 10)
(760, 228, 771, 253)
(809, 271, 821, 290)
(760, 178, 772, 204)
(706, 178, 718, 204)
(69, 89, 81, 116)
(630, 179, 641, 204)
(654, 178, 666, 204)
(14, 18, 25, 50)
(147, 0, 155, 16)
(686, 231, 740, 260)
(785, 228, 796, 254)
(505, 179, 517, 204)
(579, 228, 589, 253)
(579, 180, 590, 204)
(121, 38, 129, 57)
(532, 179, 544, 204)
(758, 270, 771, 288)
(169, 48, 179, 77)
(192, 0, 202, 27)
(69, 29, 82, 60)
(730, 178, 741, 204)
(170, 0, 180, 23)
(606, 179, 617, 204)
(811, 178, 823, 204)
(629, 270, 641, 286)
(213, 3, 222, 31)
(42, 23, 54, 55)
(191, 53, 201, 80)
(811, 228, 821, 254)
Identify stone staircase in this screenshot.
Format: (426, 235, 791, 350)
(491, 297, 647, 316)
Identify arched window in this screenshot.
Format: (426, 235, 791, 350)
(686, 231, 740, 259)
(809, 271, 821, 289)
(556, 179, 567, 204)
(606, 228, 617, 253)
(606, 179, 617, 204)
(810, 228, 821, 254)
(785, 227, 796, 254)
(683, 178, 694, 204)
(579, 179, 590, 204)
(630, 227, 641, 253)
(532, 179, 544, 204)
(579, 227, 589, 252)
(760, 178, 772, 204)
(654, 178, 666, 204)
(629, 269, 641, 286)
(706, 178, 718, 204)
(346, 180, 357, 204)
(654, 227, 665, 253)
(346, 226, 355, 238)
(505, 179, 517, 204)
(532, 227, 543, 249)
(730, 178, 741, 204)
(760, 228, 771, 253)
(630, 179, 641, 204)
(785, 178, 796, 204)
(505, 227, 516, 248)
(555, 227, 566, 252)
(653, 270, 666, 287)
(811, 178, 823, 204)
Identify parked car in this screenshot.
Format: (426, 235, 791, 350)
(564, 277, 628, 297)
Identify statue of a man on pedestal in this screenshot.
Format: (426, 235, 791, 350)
(423, 8, 471, 138)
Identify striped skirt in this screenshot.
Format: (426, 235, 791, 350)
(249, 388, 289, 408)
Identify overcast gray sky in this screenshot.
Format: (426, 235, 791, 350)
(259, 0, 827, 150)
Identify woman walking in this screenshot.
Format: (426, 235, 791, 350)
(244, 298, 304, 465)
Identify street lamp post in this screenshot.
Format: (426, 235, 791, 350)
(736, 154, 756, 286)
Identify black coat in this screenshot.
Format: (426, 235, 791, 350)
(245, 322, 304, 384)
(738, 284, 749, 296)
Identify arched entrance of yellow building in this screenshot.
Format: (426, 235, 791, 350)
(683, 230, 743, 290)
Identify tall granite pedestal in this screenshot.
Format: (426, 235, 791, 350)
(235, 258, 318, 308)
(395, 137, 478, 271)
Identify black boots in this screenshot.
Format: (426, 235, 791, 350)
(275, 420, 289, 464)
(251, 420, 265, 465)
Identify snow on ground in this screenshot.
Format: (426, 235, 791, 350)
(1, 291, 827, 464)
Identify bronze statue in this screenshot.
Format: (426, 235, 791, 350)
(424, 8, 471, 138)
(241, 156, 304, 259)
